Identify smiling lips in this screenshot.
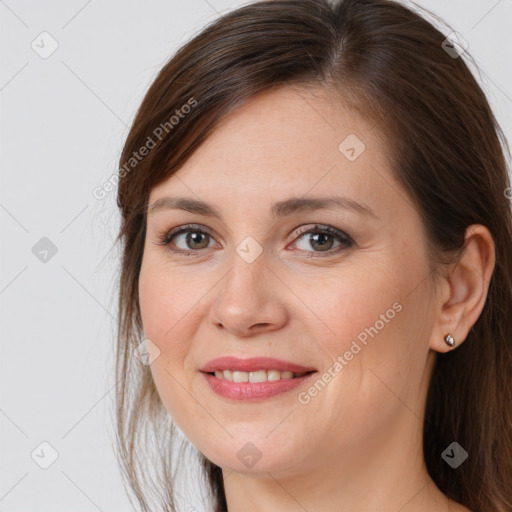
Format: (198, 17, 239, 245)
(212, 369, 309, 383)
(200, 356, 318, 400)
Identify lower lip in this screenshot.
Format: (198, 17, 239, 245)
(201, 371, 317, 401)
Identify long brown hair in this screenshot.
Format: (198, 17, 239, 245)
(113, 1, 512, 510)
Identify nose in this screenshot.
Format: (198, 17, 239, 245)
(208, 252, 289, 337)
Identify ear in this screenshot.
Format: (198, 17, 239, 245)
(430, 224, 496, 353)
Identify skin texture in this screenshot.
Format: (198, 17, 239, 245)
(138, 86, 494, 512)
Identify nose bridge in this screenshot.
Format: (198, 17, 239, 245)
(220, 247, 267, 315)
(221, 231, 268, 302)
(209, 242, 288, 335)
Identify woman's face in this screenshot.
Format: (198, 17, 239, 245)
(138, 86, 439, 477)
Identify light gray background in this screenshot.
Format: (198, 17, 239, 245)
(1, 0, 511, 510)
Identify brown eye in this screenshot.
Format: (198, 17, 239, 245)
(157, 223, 353, 257)
(306, 232, 335, 251)
(182, 231, 210, 250)
(293, 225, 354, 255)
(157, 224, 216, 255)
(168, 230, 212, 251)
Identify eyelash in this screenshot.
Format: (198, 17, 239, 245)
(155, 223, 354, 257)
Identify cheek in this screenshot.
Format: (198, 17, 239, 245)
(307, 260, 433, 437)
(138, 259, 203, 428)
(138, 256, 199, 388)
(304, 263, 403, 360)
(138, 253, 204, 346)
(310, 224, 433, 368)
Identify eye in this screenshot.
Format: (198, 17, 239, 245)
(155, 223, 354, 257)
(156, 224, 216, 255)
(291, 224, 354, 256)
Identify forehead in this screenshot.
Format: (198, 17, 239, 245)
(148, 86, 396, 217)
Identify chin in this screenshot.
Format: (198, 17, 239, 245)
(200, 440, 302, 475)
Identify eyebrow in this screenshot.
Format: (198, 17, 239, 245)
(148, 195, 377, 220)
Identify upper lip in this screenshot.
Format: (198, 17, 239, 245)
(200, 356, 317, 374)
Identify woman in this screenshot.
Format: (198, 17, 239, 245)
(113, 0, 512, 511)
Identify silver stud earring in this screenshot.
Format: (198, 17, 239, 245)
(444, 333, 455, 347)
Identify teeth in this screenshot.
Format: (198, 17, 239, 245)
(213, 369, 304, 382)
(247, 370, 267, 383)
(233, 371, 248, 383)
(267, 370, 282, 381)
